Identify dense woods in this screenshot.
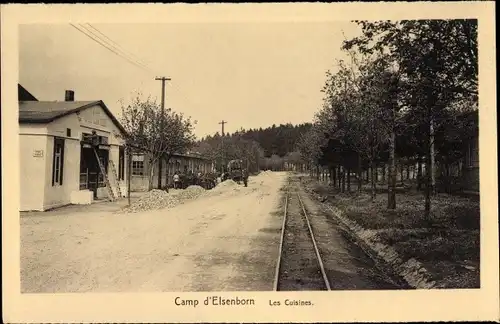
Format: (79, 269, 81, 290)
(193, 123, 312, 173)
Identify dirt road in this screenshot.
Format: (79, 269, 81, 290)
(21, 171, 401, 293)
(21, 172, 287, 293)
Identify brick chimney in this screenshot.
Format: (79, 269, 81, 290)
(65, 90, 75, 102)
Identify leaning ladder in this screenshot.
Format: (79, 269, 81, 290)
(108, 160, 123, 198)
(92, 148, 116, 202)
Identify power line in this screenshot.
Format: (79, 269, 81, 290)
(79, 23, 152, 72)
(69, 23, 153, 74)
(84, 23, 151, 69)
(78, 23, 154, 74)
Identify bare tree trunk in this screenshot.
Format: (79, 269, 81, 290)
(387, 130, 396, 209)
(370, 159, 376, 201)
(357, 157, 362, 192)
(333, 166, 337, 188)
(347, 168, 351, 193)
(406, 164, 410, 180)
(382, 163, 386, 183)
(417, 156, 423, 190)
(399, 163, 404, 185)
(157, 156, 162, 189)
(445, 159, 451, 194)
(425, 112, 432, 221)
(341, 167, 346, 193)
(148, 159, 155, 191)
(430, 118, 437, 195)
(316, 165, 320, 180)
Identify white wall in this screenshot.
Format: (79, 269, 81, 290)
(43, 137, 81, 210)
(19, 126, 48, 211)
(40, 114, 82, 209)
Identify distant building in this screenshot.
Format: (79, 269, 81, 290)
(19, 85, 129, 211)
(130, 152, 214, 191)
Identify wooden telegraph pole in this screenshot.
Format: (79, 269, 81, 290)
(155, 76, 171, 189)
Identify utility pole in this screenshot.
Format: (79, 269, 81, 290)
(155, 76, 171, 189)
(219, 120, 227, 174)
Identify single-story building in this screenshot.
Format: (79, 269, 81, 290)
(130, 152, 214, 191)
(19, 84, 129, 211)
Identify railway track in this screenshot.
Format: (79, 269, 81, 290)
(273, 180, 331, 291)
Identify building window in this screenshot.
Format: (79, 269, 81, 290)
(131, 155, 145, 175)
(132, 161, 144, 175)
(52, 138, 65, 186)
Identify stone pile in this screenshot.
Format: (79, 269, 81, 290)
(122, 186, 208, 213)
(212, 179, 238, 192)
(121, 189, 181, 213)
(178, 185, 207, 200)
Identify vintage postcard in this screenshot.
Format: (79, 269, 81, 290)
(1, 2, 498, 323)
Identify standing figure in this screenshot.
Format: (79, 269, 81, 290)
(197, 170, 202, 186)
(173, 172, 180, 189)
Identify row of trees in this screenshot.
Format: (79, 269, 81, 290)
(298, 19, 478, 219)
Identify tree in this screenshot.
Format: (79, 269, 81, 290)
(297, 127, 324, 176)
(193, 133, 264, 174)
(343, 19, 478, 219)
(119, 93, 196, 191)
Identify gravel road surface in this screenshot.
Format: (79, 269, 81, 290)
(21, 172, 286, 293)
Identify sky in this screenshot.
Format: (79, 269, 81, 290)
(19, 22, 361, 139)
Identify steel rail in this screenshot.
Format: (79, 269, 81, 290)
(274, 179, 331, 291)
(296, 189, 332, 291)
(273, 180, 290, 291)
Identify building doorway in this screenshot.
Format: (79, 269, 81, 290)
(80, 143, 109, 199)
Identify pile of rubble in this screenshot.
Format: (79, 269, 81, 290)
(121, 189, 181, 213)
(177, 185, 207, 200)
(121, 186, 208, 213)
(212, 179, 238, 192)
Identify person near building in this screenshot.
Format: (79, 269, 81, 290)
(173, 172, 180, 189)
(196, 170, 202, 186)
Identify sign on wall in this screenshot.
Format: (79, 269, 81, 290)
(33, 150, 44, 157)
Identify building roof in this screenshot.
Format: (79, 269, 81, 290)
(19, 100, 127, 135)
(174, 153, 211, 161)
(18, 84, 38, 101)
(132, 151, 212, 161)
